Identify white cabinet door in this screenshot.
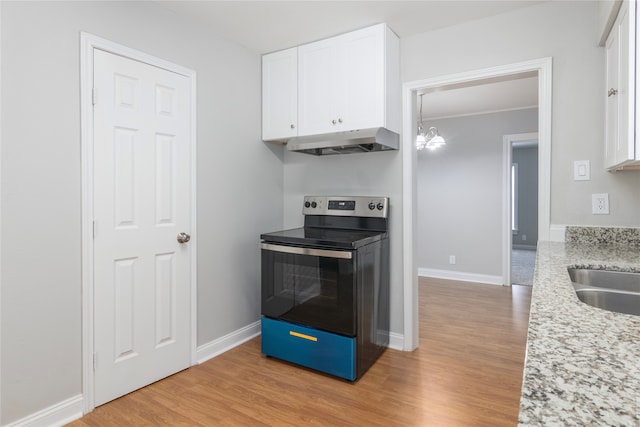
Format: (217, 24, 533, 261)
(618, 2, 635, 163)
(605, 11, 620, 169)
(605, 1, 637, 170)
(298, 24, 391, 137)
(298, 37, 339, 136)
(341, 25, 385, 132)
(262, 47, 298, 141)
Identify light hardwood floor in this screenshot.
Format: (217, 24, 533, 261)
(68, 278, 532, 426)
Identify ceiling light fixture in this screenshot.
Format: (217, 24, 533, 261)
(416, 93, 446, 151)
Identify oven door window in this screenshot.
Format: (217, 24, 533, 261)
(262, 247, 356, 336)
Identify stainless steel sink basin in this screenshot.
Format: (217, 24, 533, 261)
(567, 268, 640, 316)
(568, 268, 640, 292)
(574, 289, 640, 316)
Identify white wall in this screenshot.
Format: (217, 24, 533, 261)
(402, 0, 640, 232)
(416, 109, 538, 277)
(0, 2, 283, 424)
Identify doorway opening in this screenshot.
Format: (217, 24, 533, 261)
(416, 77, 539, 287)
(505, 133, 539, 286)
(401, 58, 552, 351)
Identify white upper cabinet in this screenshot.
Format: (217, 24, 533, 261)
(262, 23, 400, 142)
(604, 1, 639, 170)
(262, 47, 298, 141)
(298, 24, 396, 136)
(297, 36, 337, 136)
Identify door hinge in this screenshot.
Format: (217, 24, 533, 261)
(92, 88, 98, 106)
(93, 220, 96, 239)
(93, 352, 97, 370)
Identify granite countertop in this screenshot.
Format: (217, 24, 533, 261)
(518, 227, 640, 426)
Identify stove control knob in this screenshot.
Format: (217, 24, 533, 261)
(368, 202, 376, 210)
(311, 201, 317, 208)
(304, 201, 311, 208)
(376, 202, 384, 211)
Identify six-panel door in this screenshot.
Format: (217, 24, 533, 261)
(93, 49, 192, 406)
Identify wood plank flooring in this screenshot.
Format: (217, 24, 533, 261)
(67, 278, 532, 426)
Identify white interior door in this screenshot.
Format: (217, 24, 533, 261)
(93, 48, 192, 406)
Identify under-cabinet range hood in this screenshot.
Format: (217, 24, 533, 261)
(286, 127, 399, 156)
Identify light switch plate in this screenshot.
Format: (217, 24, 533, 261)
(592, 193, 610, 214)
(574, 160, 590, 181)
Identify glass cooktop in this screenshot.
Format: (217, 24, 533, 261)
(260, 227, 386, 250)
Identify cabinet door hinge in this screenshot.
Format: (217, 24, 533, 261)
(93, 352, 97, 371)
(92, 88, 98, 106)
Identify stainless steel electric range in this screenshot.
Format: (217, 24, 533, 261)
(260, 195, 390, 381)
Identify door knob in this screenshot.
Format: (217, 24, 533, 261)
(177, 232, 191, 244)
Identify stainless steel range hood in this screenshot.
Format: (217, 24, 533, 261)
(286, 127, 399, 156)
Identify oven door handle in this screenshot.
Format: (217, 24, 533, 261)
(260, 243, 353, 260)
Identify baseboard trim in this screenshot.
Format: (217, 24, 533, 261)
(549, 224, 566, 242)
(4, 394, 83, 427)
(418, 268, 504, 286)
(388, 332, 404, 351)
(196, 320, 261, 364)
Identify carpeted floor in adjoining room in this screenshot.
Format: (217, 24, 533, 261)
(511, 248, 536, 286)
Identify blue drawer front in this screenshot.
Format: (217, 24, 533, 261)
(261, 317, 356, 381)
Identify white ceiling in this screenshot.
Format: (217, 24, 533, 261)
(420, 72, 539, 120)
(159, 1, 544, 118)
(159, 1, 544, 54)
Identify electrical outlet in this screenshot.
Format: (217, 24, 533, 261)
(592, 193, 610, 215)
(449, 255, 456, 265)
(522, 234, 527, 241)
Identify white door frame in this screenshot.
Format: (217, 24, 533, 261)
(503, 132, 539, 286)
(80, 32, 197, 413)
(401, 57, 552, 351)
(0, 2, 3, 418)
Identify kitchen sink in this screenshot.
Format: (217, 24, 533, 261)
(567, 268, 640, 316)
